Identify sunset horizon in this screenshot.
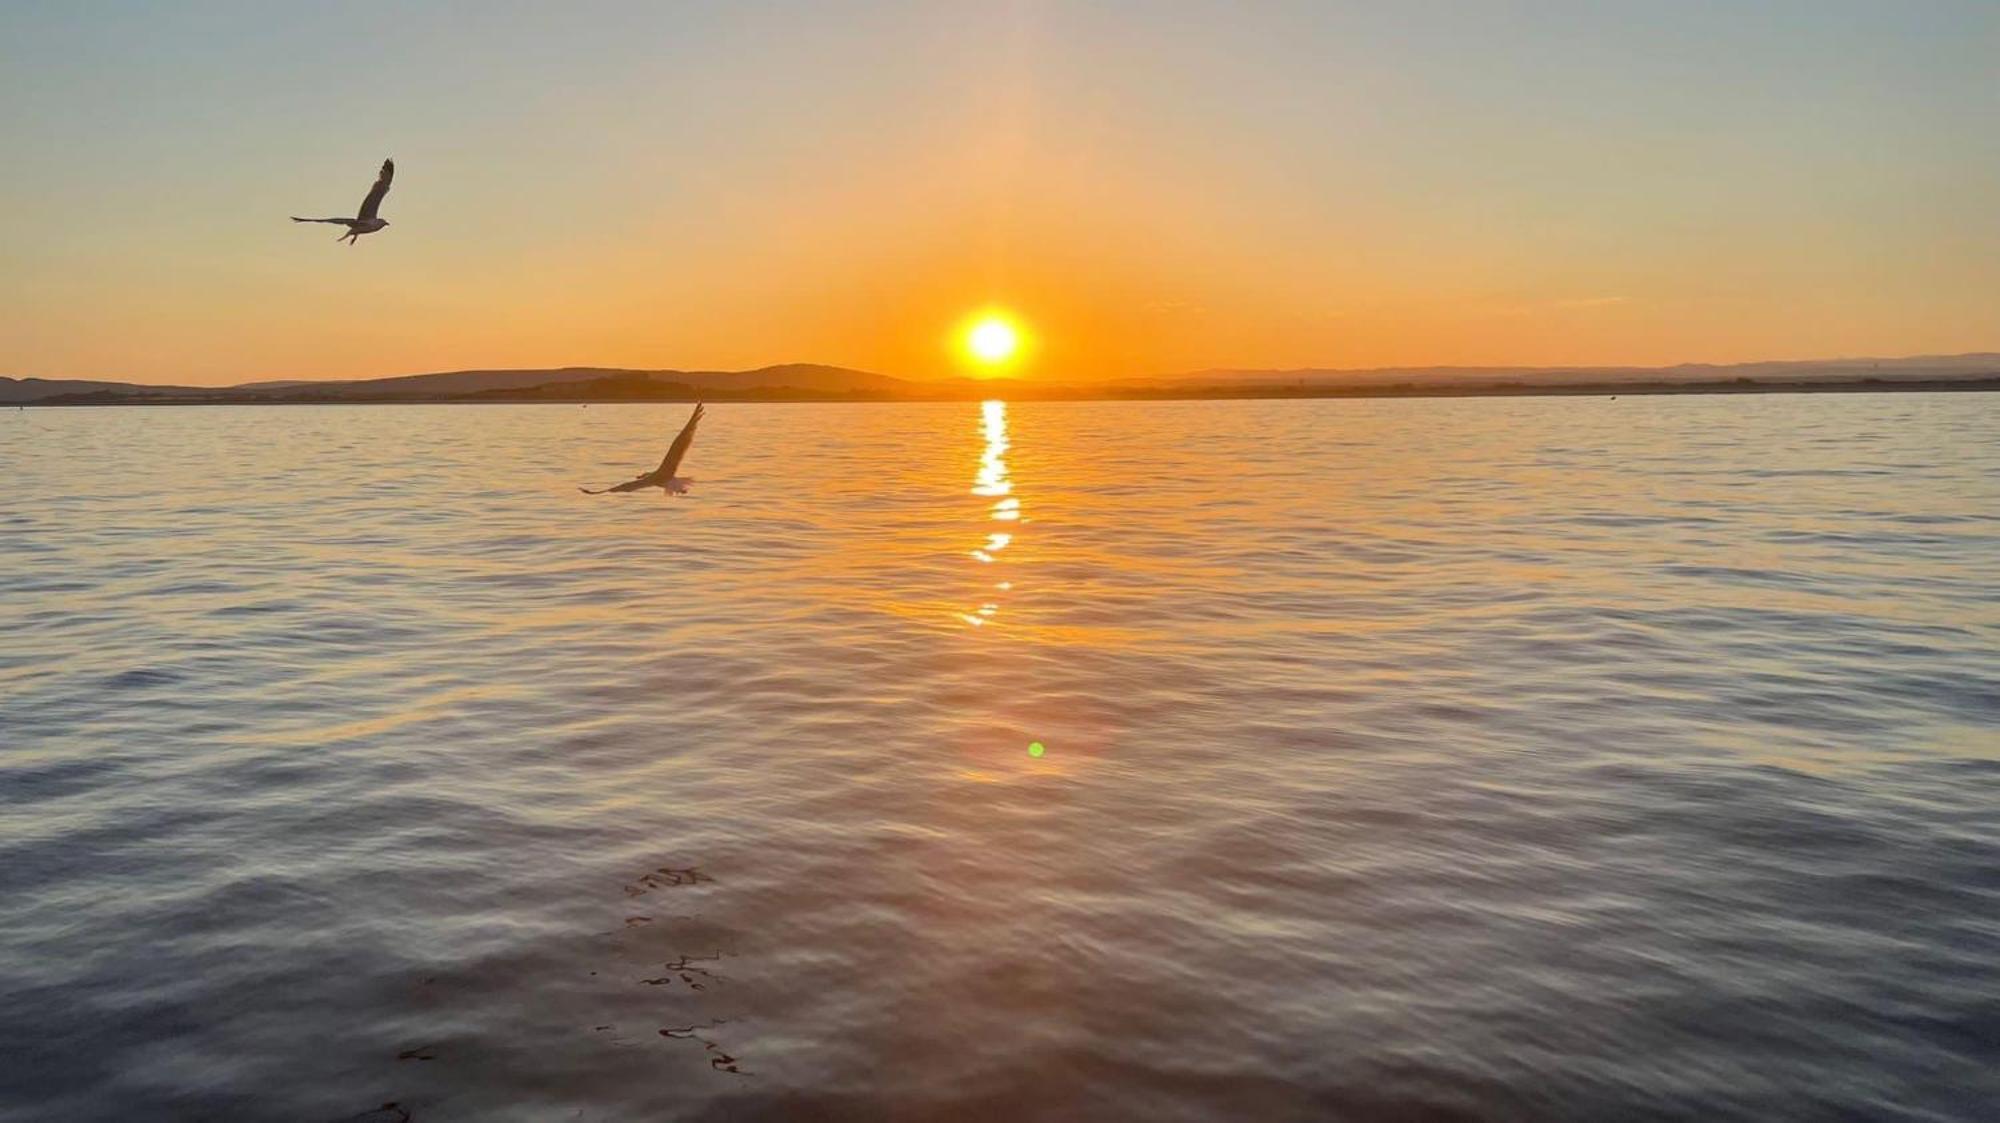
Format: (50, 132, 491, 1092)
(12, 345, 2000, 393)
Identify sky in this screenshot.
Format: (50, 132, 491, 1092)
(2, 0, 1995, 386)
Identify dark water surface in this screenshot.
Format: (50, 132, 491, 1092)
(3, 396, 1997, 1122)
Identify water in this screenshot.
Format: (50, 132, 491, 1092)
(3, 396, 1997, 1122)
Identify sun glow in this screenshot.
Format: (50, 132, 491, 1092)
(959, 311, 1026, 372)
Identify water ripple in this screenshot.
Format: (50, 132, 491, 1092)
(2, 396, 1997, 1120)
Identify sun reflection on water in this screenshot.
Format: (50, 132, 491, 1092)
(958, 400, 1018, 627)
(972, 401, 1011, 498)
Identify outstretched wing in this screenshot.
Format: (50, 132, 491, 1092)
(653, 403, 705, 479)
(579, 478, 652, 494)
(357, 158, 394, 220)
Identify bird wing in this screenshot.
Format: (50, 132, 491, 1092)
(357, 158, 394, 220)
(653, 403, 705, 478)
(580, 478, 652, 494)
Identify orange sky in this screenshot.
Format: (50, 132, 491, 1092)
(2, 3, 1995, 386)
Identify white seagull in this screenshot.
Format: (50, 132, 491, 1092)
(292, 158, 395, 245)
(580, 404, 706, 497)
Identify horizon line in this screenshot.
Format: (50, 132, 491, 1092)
(10, 348, 2000, 391)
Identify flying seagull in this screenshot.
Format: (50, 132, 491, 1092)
(292, 158, 394, 244)
(581, 404, 706, 497)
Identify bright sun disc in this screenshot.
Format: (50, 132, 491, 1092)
(966, 317, 1019, 364)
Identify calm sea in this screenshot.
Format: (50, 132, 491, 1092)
(3, 396, 1997, 1122)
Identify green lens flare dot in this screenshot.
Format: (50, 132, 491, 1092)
(1028, 741, 1046, 758)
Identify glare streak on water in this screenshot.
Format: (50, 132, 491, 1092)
(1, 396, 1997, 1122)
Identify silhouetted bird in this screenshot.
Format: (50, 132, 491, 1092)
(292, 158, 394, 245)
(581, 404, 706, 497)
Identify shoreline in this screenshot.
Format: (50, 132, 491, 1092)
(18, 376, 2000, 407)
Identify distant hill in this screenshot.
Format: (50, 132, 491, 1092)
(676, 363, 917, 394)
(1, 376, 209, 403)
(232, 368, 615, 397)
(230, 363, 916, 398)
(6, 364, 920, 404)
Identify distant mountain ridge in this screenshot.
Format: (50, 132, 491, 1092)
(0, 376, 211, 402)
(232, 362, 919, 397)
(1, 363, 917, 403)
(5, 353, 1998, 404)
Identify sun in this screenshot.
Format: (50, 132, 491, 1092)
(968, 318, 1018, 362)
(959, 311, 1026, 371)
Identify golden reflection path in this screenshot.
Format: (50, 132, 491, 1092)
(959, 400, 1016, 628)
(948, 400, 1088, 783)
